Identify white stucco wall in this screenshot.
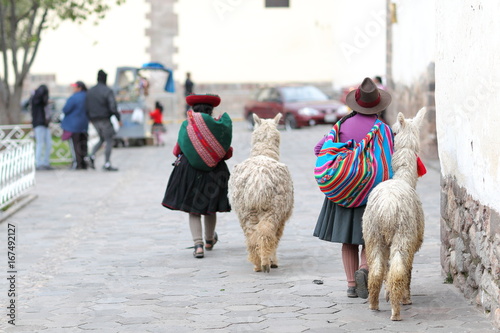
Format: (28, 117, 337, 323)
(329, 0, 386, 88)
(391, 0, 435, 85)
(435, 0, 500, 213)
(174, 0, 385, 86)
(29, 1, 387, 88)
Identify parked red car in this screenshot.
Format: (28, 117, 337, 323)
(244, 85, 348, 130)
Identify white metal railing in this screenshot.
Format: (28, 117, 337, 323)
(0, 124, 74, 163)
(0, 124, 32, 149)
(0, 140, 35, 210)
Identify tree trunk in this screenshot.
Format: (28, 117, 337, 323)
(0, 103, 7, 125)
(8, 84, 23, 124)
(0, 83, 23, 125)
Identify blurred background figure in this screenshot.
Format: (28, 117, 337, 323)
(138, 74, 150, 97)
(184, 72, 194, 116)
(62, 81, 89, 170)
(86, 69, 121, 171)
(149, 101, 166, 146)
(373, 76, 386, 90)
(31, 84, 53, 170)
(373, 76, 388, 123)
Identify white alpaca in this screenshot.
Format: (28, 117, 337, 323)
(362, 107, 427, 321)
(229, 113, 294, 272)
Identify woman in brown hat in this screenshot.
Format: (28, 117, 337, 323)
(313, 77, 394, 298)
(162, 94, 233, 259)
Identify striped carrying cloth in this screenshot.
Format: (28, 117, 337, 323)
(314, 119, 394, 208)
(178, 110, 232, 171)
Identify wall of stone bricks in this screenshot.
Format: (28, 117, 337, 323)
(387, 63, 437, 160)
(441, 176, 500, 328)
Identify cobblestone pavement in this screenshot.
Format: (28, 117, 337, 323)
(1, 120, 497, 333)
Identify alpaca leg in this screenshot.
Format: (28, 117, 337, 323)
(250, 250, 262, 272)
(387, 250, 410, 321)
(367, 243, 389, 311)
(246, 229, 262, 272)
(270, 251, 278, 269)
(259, 235, 275, 273)
(248, 243, 262, 272)
(402, 253, 415, 305)
(270, 221, 285, 269)
(257, 216, 278, 273)
(241, 215, 263, 272)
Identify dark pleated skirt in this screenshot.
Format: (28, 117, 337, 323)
(313, 197, 366, 245)
(162, 155, 231, 215)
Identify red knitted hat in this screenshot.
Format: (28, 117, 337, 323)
(186, 94, 221, 107)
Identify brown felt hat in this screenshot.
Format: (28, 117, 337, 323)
(345, 77, 392, 114)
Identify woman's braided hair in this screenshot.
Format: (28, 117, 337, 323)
(192, 103, 214, 116)
(339, 110, 357, 124)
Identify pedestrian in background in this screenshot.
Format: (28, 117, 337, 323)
(373, 76, 386, 90)
(373, 75, 388, 123)
(31, 84, 53, 171)
(183, 72, 194, 116)
(162, 94, 233, 259)
(149, 101, 166, 146)
(85, 69, 121, 171)
(313, 77, 394, 299)
(62, 81, 89, 170)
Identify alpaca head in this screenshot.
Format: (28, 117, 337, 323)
(251, 113, 282, 159)
(391, 107, 427, 153)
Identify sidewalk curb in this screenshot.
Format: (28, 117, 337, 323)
(0, 193, 38, 223)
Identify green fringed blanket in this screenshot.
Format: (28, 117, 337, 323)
(178, 110, 232, 171)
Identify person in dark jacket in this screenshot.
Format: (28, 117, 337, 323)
(31, 84, 53, 170)
(85, 69, 121, 171)
(62, 81, 89, 170)
(184, 72, 194, 116)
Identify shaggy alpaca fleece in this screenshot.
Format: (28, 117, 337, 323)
(362, 107, 426, 321)
(228, 113, 294, 272)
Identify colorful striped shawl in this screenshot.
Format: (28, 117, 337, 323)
(178, 110, 232, 171)
(314, 119, 394, 208)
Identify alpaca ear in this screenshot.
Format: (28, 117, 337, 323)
(414, 107, 427, 127)
(397, 112, 406, 127)
(253, 113, 262, 126)
(273, 113, 282, 125)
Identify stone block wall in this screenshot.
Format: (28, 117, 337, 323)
(145, 0, 177, 68)
(441, 176, 500, 327)
(388, 63, 437, 160)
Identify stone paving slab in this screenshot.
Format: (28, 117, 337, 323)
(0, 121, 497, 332)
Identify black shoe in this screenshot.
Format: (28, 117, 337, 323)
(347, 286, 358, 298)
(193, 244, 204, 258)
(85, 155, 95, 169)
(205, 232, 218, 251)
(103, 163, 118, 171)
(355, 268, 369, 299)
(36, 165, 53, 171)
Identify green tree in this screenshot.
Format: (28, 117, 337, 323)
(0, 0, 124, 125)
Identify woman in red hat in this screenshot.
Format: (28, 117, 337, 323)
(313, 77, 395, 299)
(162, 94, 233, 259)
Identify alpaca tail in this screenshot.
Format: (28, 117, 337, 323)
(255, 217, 279, 273)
